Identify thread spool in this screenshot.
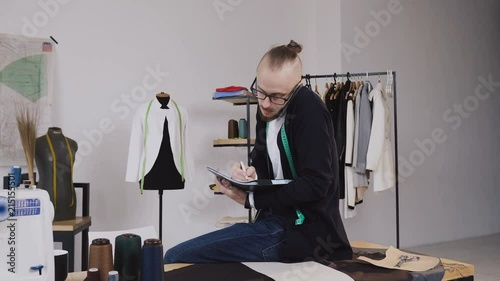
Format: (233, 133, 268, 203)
(228, 119, 239, 138)
(238, 118, 248, 138)
(89, 238, 114, 281)
(141, 239, 164, 281)
(114, 233, 141, 281)
(11, 166, 21, 187)
(108, 270, 119, 281)
(85, 268, 100, 281)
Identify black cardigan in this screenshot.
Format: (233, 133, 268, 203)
(250, 85, 352, 262)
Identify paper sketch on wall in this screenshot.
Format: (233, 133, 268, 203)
(0, 33, 54, 166)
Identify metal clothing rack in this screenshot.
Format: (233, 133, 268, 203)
(302, 71, 400, 248)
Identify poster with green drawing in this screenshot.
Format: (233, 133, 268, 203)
(0, 33, 54, 166)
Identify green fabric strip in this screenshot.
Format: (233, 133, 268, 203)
(140, 99, 154, 194)
(266, 122, 305, 225)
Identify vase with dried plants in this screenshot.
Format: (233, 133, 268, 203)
(15, 101, 39, 188)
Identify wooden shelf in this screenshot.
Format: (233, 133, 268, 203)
(52, 216, 92, 232)
(213, 138, 255, 147)
(213, 95, 258, 105)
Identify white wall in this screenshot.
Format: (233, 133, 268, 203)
(339, 0, 500, 247)
(1, 0, 499, 270)
(0, 0, 342, 270)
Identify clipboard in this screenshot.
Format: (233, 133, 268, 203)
(206, 166, 292, 192)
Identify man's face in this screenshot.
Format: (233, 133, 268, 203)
(256, 62, 301, 122)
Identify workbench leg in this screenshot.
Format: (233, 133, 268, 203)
(54, 232, 75, 272)
(81, 228, 89, 271)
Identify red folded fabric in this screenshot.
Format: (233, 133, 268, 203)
(216, 86, 248, 92)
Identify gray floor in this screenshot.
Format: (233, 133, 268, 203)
(408, 233, 500, 281)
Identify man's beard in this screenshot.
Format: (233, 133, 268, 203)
(258, 106, 284, 122)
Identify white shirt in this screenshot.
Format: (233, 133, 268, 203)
(267, 113, 286, 180)
(250, 113, 286, 209)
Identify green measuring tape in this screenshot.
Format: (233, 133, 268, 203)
(266, 122, 305, 225)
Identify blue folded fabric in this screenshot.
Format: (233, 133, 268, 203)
(213, 90, 247, 99)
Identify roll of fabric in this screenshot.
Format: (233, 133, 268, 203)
(228, 119, 239, 138)
(114, 233, 141, 281)
(89, 238, 114, 281)
(85, 268, 100, 281)
(238, 118, 248, 138)
(141, 239, 164, 281)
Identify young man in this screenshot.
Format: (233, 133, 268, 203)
(164, 40, 352, 263)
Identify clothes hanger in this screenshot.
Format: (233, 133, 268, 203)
(314, 78, 321, 96)
(347, 74, 357, 101)
(323, 77, 331, 101)
(385, 70, 393, 98)
(346, 78, 352, 100)
(351, 75, 357, 101)
(354, 74, 362, 100)
(334, 76, 343, 100)
(345, 73, 354, 100)
(329, 73, 337, 100)
(325, 75, 336, 102)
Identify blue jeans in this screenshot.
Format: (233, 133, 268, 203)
(164, 213, 287, 263)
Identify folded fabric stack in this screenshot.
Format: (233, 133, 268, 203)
(213, 85, 249, 99)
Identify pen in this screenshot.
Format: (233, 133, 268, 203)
(240, 161, 250, 181)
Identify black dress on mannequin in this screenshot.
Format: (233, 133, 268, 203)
(140, 93, 185, 190)
(35, 127, 77, 221)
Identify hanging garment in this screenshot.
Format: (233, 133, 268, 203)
(366, 83, 395, 192)
(125, 98, 193, 191)
(352, 83, 364, 168)
(355, 81, 373, 173)
(330, 80, 350, 199)
(345, 99, 356, 210)
(353, 82, 370, 203)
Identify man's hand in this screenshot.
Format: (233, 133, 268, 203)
(214, 176, 247, 206)
(231, 162, 256, 181)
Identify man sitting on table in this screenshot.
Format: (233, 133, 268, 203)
(164, 40, 352, 263)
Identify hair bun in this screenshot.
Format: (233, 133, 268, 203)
(286, 40, 303, 54)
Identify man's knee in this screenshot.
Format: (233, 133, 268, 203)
(163, 248, 177, 264)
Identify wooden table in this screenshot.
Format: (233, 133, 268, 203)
(53, 216, 92, 272)
(351, 241, 474, 281)
(66, 264, 188, 281)
(67, 241, 474, 281)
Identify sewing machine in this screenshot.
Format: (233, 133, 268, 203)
(0, 188, 55, 280)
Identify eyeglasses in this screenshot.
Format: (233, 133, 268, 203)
(250, 81, 302, 105)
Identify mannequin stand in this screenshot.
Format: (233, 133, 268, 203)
(159, 190, 163, 241)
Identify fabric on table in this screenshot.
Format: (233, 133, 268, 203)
(358, 246, 440, 272)
(163, 263, 274, 281)
(351, 247, 445, 281)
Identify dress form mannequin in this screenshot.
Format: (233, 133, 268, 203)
(35, 127, 77, 221)
(140, 92, 185, 190)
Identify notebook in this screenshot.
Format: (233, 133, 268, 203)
(206, 166, 292, 192)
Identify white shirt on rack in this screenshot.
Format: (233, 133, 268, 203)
(366, 83, 395, 192)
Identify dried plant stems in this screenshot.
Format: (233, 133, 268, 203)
(15, 102, 39, 185)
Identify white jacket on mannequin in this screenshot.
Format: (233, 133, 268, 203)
(125, 98, 194, 183)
